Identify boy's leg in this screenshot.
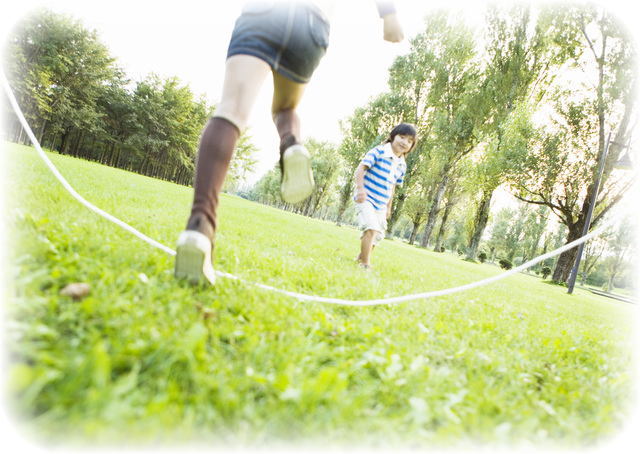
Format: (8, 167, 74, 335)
(359, 229, 377, 266)
(176, 55, 270, 284)
(272, 71, 314, 204)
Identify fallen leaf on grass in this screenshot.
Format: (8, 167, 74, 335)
(60, 283, 91, 301)
(195, 302, 217, 321)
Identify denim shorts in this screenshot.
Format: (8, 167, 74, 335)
(227, 2, 330, 84)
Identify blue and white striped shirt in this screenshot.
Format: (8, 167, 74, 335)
(355, 143, 406, 210)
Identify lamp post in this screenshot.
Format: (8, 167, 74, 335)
(567, 132, 632, 294)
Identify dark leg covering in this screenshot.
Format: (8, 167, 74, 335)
(188, 117, 240, 237)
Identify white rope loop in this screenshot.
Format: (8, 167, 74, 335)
(1, 68, 611, 306)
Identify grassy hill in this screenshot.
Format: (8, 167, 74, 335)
(2, 141, 637, 451)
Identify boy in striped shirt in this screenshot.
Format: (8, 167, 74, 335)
(354, 123, 418, 269)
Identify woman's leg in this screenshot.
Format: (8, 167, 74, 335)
(176, 55, 270, 284)
(271, 70, 307, 152)
(189, 55, 271, 233)
(271, 71, 314, 203)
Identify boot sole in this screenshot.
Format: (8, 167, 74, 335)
(281, 145, 314, 204)
(174, 230, 216, 285)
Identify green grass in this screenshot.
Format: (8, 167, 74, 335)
(2, 141, 637, 451)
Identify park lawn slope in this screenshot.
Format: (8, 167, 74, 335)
(2, 142, 637, 450)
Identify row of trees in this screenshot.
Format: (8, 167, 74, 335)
(3, 5, 636, 291)
(2, 8, 258, 187)
(486, 204, 635, 291)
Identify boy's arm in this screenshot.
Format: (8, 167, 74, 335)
(386, 185, 396, 219)
(355, 163, 368, 203)
(375, 2, 404, 43)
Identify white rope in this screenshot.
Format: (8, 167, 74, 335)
(2, 68, 611, 306)
(213, 224, 610, 306)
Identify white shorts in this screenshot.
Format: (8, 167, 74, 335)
(356, 201, 387, 246)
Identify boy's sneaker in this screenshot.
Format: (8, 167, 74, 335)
(280, 144, 314, 204)
(358, 263, 372, 271)
(174, 214, 216, 285)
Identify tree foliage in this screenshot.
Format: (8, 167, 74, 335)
(507, 4, 637, 281)
(3, 8, 257, 187)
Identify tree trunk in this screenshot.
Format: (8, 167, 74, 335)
(551, 225, 583, 282)
(60, 130, 71, 155)
(386, 146, 421, 237)
(17, 125, 26, 145)
(408, 222, 421, 245)
(420, 174, 449, 248)
(433, 200, 454, 253)
(386, 190, 406, 239)
(6, 119, 14, 142)
(50, 132, 59, 151)
(37, 119, 47, 145)
(71, 132, 84, 157)
(466, 189, 493, 260)
(580, 271, 587, 286)
(335, 173, 355, 227)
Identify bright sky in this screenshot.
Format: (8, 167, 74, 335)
(1, 0, 638, 186)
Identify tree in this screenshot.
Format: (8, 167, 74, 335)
(303, 138, 340, 217)
(603, 215, 635, 292)
(225, 129, 259, 191)
(520, 205, 549, 263)
(579, 227, 611, 286)
(486, 207, 513, 261)
(509, 4, 637, 282)
(388, 10, 481, 249)
(3, 8, 217, 189)
(250, 168, 282, 206)
(0, 0, 115, 148)
(465, 3, 551, 261)
(432, 174, 465, 253)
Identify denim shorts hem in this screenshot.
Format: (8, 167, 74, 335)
(227, 49, 311, 84)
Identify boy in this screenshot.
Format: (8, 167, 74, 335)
(354, 123, 418, 269)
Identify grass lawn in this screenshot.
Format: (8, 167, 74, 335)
(2, 141, 637, 451)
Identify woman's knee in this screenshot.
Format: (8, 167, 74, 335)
(216, 55, 271, 130)
(213, 104, 249, 132)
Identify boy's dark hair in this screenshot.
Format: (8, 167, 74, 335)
(384, 123, 418, 154)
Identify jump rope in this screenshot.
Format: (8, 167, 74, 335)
(1, 69, 615, 306)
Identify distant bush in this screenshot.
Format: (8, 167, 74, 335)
(541, 266, 552, 279)
(499, 258, 513, 270)
(478, 252, 487, 264)
(586, 269, 607, 287)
